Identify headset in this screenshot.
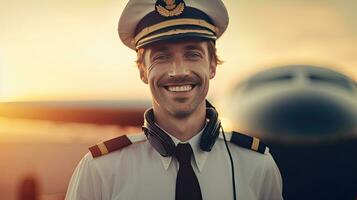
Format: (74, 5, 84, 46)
(142, 100, 237, 200)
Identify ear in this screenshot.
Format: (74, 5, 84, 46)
(138, 64, 148, 84)
(209, 59, 217, 79)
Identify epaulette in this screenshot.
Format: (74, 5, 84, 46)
(219, 131, 269, 154)
(89, 134, 147, 158)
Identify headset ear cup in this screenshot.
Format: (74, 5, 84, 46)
(143, 108, 176, 157)
(200, 107, 221, 152)
(145, 128, 175, 157)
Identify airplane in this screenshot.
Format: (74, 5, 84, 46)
(0, 100, 151, 200)
(218, 64, 357, 139)
(0, 64, 356, 200)
(217, 64, 357, 200)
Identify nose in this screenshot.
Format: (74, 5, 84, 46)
(168, 58, 189, 77)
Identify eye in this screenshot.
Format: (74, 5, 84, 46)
(152, 53, 171, 62)
(185, 51, 202, 60)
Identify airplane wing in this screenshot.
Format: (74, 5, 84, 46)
(0, 100, 151, 126)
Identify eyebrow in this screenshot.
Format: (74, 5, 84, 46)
(184, 44, 204, 52)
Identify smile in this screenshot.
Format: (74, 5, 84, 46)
(165, 85, 194, 92)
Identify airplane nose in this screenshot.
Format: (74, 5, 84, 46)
(255, 94, 356, 137)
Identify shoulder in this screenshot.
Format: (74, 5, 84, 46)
(218, 131, 282, 182)
(218, 131, 269, 155)
(89, 133, 147, 158)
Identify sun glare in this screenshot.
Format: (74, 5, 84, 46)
(0, 49, 11, 102)
(0, 1, 356, 102)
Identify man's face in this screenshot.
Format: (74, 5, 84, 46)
(140, 39, 217, 118)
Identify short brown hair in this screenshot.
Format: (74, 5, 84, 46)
(135, 40, 223, 68)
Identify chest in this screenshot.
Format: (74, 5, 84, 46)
(103, 151, 259, 200)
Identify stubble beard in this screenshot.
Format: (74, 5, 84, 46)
(166, 102, 197, 119)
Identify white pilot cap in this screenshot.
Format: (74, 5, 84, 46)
(118, 0, 229, 50)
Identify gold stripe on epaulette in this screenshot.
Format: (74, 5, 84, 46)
(251, 137, 260, 151)
(97, 142, 109, 155)
(134, 18, 218, 44)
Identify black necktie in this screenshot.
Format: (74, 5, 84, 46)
(174, 143, 203, 200)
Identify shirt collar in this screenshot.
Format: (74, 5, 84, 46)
(156, 123, 209, 172)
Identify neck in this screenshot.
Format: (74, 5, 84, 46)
(153, 102, 206, 142)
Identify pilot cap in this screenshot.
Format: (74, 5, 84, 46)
(118, 0, 229, 50)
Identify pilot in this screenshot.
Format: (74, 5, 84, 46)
(65, 0, 283, 200)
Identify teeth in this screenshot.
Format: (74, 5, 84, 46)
(167, 85, 193, 92)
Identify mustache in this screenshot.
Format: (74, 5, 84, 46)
(159, 75, 200, 86)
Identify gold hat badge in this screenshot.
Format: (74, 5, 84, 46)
(155, 0, 185, 17)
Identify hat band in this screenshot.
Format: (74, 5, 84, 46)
(136, 28, 216, 48)
(134, 18, 218, 44)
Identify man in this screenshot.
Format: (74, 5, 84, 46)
(66, 0, 283, 199)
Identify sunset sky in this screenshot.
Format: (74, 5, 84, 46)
(0, 0, 356, 101)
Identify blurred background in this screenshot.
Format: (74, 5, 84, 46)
(0, 0, 356, 199)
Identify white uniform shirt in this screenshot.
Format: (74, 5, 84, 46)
(65, 131, 283, 200)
